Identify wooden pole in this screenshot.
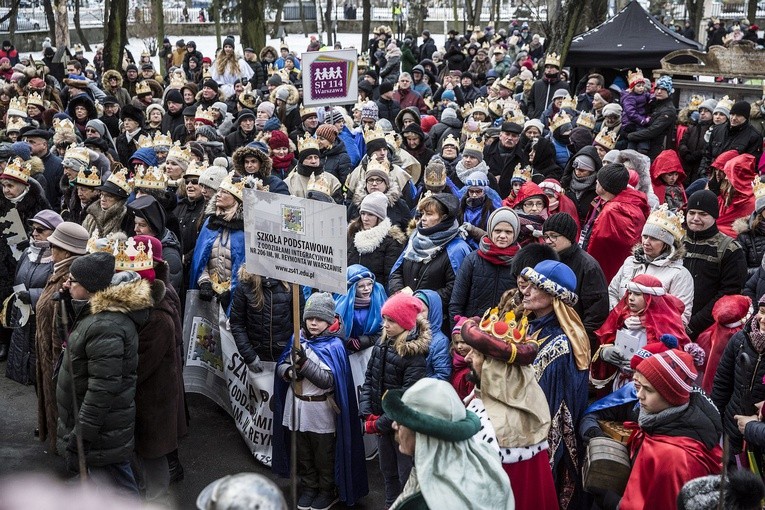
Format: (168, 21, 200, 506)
(290, 283, 301, 507)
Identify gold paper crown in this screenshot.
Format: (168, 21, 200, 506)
(423, 95, 434, 111)
(544, 52, 561, 68)
(366, 158, 390, 175)
(549, 111, 572, 132)
(5, 117, 27, 133)
(238, 85, 257, 109)
(63, 146, 91, 167)
(167, 142, 193, 164)
(561, 95, 578, 111)
(488, 98, 506, 118)
(183, 160, 207, 178)
(506, 109, 526, 126)
(384, 132, 401, 150)
(297, 133, 320, 153)
(299, 105, 317, 119)
(753, 177, 765, 201)
(54, 118, 76, 135)
(106, 168, 133, 195)
(76, 166, 101, 187)
(114, 237, 154, 272)
(86, 229, 120, 254)
(463, 135, 484, 154)
(363, 125, 386, 144)
(479, 307, 529, 342)
(1, 157, 32, 183)
(687, 94, 704, 111)
(425, 159, 446, 187)
(716, 95, 734, 113)
(511, 163, 532, 182)
(307, 172, 334, 197)
(8, 96, 27, 114)
(627, 68, 645, 87)
(27, 91, 44, 108)
(133, 165, 168, 190)
(358, 54, 369, 68)
(73, 44, 84, 53)
(168, 69, 186, 89)
(135, 81, 152, 96)
(195, 107, 216, 124)
(576, 112, 597, 130)
(153, 132, 173, 149)
(218, 172, 246, 201)
(594, 129, 617, 150)
(135, 134, 155, 150)
(497, 75, 514, 90)
(441, 133, 460, 149)
(210, 272, 231, 294)
(645, 204, 685, 243)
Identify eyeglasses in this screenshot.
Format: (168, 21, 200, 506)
(66, 276, 79, 284)
(366, 177, 385, 184)
(543, 233, 561, 242)
(523, 200, 546, 209)
(467, 189, 484, 196)
(185, 178, 199, 185)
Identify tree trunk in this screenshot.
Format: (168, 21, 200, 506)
(299, 0, 309, 37)
(53, 0, 69, 51)
(103, 0, 127, 71)
(315, 0, 324, 43)
(241, 0, 266, 53)
(73, 0, 90, 51)
(544, 0, 587, 64)
(324, 0, 333, 45)
(43, 0, 56, 46)
(685, 0, 704, 44)
(212, 0, 222, 49)
(584, 0, 607, 31)
(273, 0, 286, 41)
(494, 0, 501, 26)
(361, 0, 371, 52)
(472, 0, 483, 28)
(153, 0, 165, 73)
(747, 0, 757, 29)
(103, 0, 109, 35)
(452, 0, 459, 28)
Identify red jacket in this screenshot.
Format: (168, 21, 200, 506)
(651, 149, 687, 208)
(717, 152, 756, 239)
(586, 188, 650, 283)
(393, 87, 428, 114)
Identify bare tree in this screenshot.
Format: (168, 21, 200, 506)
(0, 0, 20, 34)
(361, 0, 371, 52)
(53, 0, 69, 51)
(42, 0, 56, 46)
(241, 0, 266, 52)
(103, 0, 128, 71)
(73, 0, 90, 51)
(747, 0, 757, 29)
(324, 0, 334, 45)
(298, 0, 310, 37)
(153, 0, 165, 73)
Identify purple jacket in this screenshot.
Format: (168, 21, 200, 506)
(621, 91, 650, 130)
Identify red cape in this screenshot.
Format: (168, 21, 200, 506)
(718, 153, 756, 239)
(651, 149, 687, 208)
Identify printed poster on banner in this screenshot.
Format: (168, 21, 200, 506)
(243, 189, 348, 295)
(301, 49, 359, 107)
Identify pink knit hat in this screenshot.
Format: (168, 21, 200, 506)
(381, 293, 423, 331)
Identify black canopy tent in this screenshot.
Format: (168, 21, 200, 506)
(565, 1, 703, 70)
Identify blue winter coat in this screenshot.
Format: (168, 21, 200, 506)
(414, 289, 452, 381)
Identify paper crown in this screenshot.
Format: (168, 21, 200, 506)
(86, 229, 120, 254)
(135, 81, 152, 96)
(135, 134, 155, 150)
(8, 96, 27, 116)
(461, 101, 475, 118)
(114, 237, 154, 272)
(753, 177, 765, 201)
(76, 166, 101, 187)
(425, 159, 446, 187)
(488, 98, 506, 118)
(363, 125, 386, 144)
(297, 133, 320, 153)
(645, 204, 685, 242)
(218, 172, 246, 201)
(5, 117, 27, 132)
(385, 132, 401, 150)
(627, 68, 645, 87)
(463, 134, 484, 154)
(472, 97, 489, 115)
(511, 163, 532, 182)
(238, 85, 257, 109)
(366, 158, 390, 175)
(687, 94, 704, 111)
(183, 159, 207, 178)
(54, 117, 76, 135)
(27, 91, 44, 108)
(1, 157, 32, 183)
(167, 142, 193, 164)
(63, 146, 91, 167)
(299, 105, 317, 119)
(168, 69, 186, 89)
(716, 95, 734, 112)
(497, 75, 514, 90)
(544, 52, 561, 68)
(505, 109, 526, 126)
(594, 129, 617, 150)
(195, 107, 216, 124)
(73, 44, 84, 53)
(358, 54, 369, 68)
(549, 111, 572, 132)
(105, 167, 133, 195)
(576, 112, 597, 130)
(153, 132, 173, 149)
(307, 172, 334, 197)
(133, 165, 168, 190)
(441, 133, 460, 148)
(561, 95, 578, 111)
(479, 307, 529, 342)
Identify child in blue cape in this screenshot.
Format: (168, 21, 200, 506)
(334, 264, 387, 352)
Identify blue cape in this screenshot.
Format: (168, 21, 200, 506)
(585, 381, 638, 415)
(334, 264, 387, 339)
(271, 332, 369, 505)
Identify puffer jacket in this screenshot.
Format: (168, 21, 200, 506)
(698, 120, 764, 179)
(321, 138, 353, 185)
(358, 315, 430, 432)
(230, 268, 295, 362)
(415, 289, 451, 381)
(711, 321, 765, 453)
(232, 145, 290, 195)
(56, 278, 152, 466)
(734, 216, 765, 274)
(608, 245, 694, 324)
(347, 218, 406, 291)
(449, 248, 517, 322)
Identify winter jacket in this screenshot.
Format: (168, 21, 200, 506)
(416, 289, 452, 381)
(449, 249, 517, 322)
(650, 149, 687, 210)
(712, 323, 765, 453)
(56, 279, 151, 466)
(115, 129, 148, 167)
(321, 138, 353, 185)
(230, 269, 295, 362)
(699, 120, 763, 179)
(376, 97, 402, 124)
(358, 315, 430, 432)
(683, 224, 748, 338)
(82, 199, 127, 237)
(717, 153, 757, 239)
(379, 53, 401, 86)
(743, 266, 765, 304)
(39, 151, 63, 209)
(176, 196, 206, 261)
(393, 88, 428, 114)
(427, 116, 463, 151)
(347, 219, 406, 291)
(530, 137, 563, 183)
(224, 127, 257, 156)
(733, 216, 765, 274)
(527, 78, 569, 119)
(418, 37, 437, 61)
(626, 96, 678, 161)
(608, 246, 694, 324)
(484, 140, 529, 198)
(678, 120, 713, 181)
(620, 91, 650, 131)
(561, 146, 602, 224)
(161, 228, 183, 293)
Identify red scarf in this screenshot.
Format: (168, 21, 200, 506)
(477, 235, 520, 266)
(271, 152, 294, 172)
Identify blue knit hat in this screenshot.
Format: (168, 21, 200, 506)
(655, 75, 674, 94)
(521, 260, 578, 306)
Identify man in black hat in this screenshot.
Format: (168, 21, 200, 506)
(173, 106, 197, 144)
(702, 100, 763, 177)
(100, 96, 122, 138)
(484, 121, 528, 198)
(115, 105, 147, 166)
(198, 79, 220, 109)
(124, 64, 140, 97)
(682, 189, 747, 339)
(224, 109, 257, 155)
(458, 71, 481, 103)
(161, 89, 186, 137)
(418, 29, 436, 61)
(23, 128, 62, 208)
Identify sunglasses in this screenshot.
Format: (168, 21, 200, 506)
(185, 178, 199, 185)
(32, 226, 48, 233)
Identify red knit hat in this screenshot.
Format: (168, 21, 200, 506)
(381, 293, 423, 331)
(268, 129, 290, 150)
(630, 334, 677, 371)
(636, 349, 697, 406)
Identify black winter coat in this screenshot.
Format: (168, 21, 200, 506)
(161, 228, 183, 293)
(527, 78, 569, 119)
(389, 244, 459, 317)
(115, 130, 147, 167)
(224, 127, 257, 156)
(626, 97, 678, 161)
(678, 120, 712, 182)
(712, 323, 765, 453)
(561, 145, 603, 225)
(321, 138, 353, 185)
(347, 219, 406, 291)
(483, 141, 528, 198)
(743, 267, 765, 304)
(427, 116, 463, 150)
(449, 250, 517, 322)
(230, 273, 295, 362)
(375, 97, 402, 124)
(358, 316, 430, 432)
(176, 196, 205, 261)
(698, 120, 763, 178)
(734, 218, 765, 274)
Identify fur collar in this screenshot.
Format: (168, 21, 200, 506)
(733, 216, 753, 235)
(85, 199, 126, 229)
(351, 178, 402, 206)
(354, 218, 393, 254)
(90, 278, 153, 315)
(383, 315, 432, 357)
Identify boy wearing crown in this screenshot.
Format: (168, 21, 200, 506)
(285, 134, 342, 202)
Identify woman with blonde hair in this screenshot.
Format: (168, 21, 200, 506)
(210, 37, 254, 99)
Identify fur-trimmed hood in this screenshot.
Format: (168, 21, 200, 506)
(29, 155, 44, 176)
(351, 218, 407, 254)
(259, 45, 278, 62)
(617, 149, 659, 208)
(232, 145, 272, 178)
(102, 69, 124, 89)
(90, 278, 153, 316)
(384, 315, 432, 357)
(352, 175, 402, 206)
(195, 87, 226, 103)
(733, 215, 756, 235)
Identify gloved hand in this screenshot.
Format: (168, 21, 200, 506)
(346, 338, 362, 352)
(218, 290, 231, 310)
(601, 345, 629, 367)
(15, 290, 31, 305)
(292, 344, 308, 368)
(623, 315, 643, 330)
(582, 426, 607, 443)
(247, 357, 264, 374)
(65, 433, 89, 475)
(199, 281, 215, 301)
(364, 414, 381, 435)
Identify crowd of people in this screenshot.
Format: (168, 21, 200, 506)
(2, 16, 765, 510)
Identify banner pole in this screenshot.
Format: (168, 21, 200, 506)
(290, 283, 301, 507)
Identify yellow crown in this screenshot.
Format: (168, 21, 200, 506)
(153, 132, 173, 149)
(384, 132, 401, 150)
(167, 142, 193, 164)
(297, 133, 320, 154)
(717, 95, 734, 113)
(511, 163, 532, 182)
(113, 237, 154, 272)
(488, 98, 506, 118)
(133, 165, 168, 190)
(135, 134, 155, 150)
(299, 105, 317, 119)
(218, 172, 246, 201)
(464, 134, 484, 154)
(687, 94, 704, 111)
(424, 158, 446, 187)
(5, 117, 27, 133)
(506, 109, 526, 126)
(474, 98, 490, 116)
(266, 63, 278, 76)
(366, 158, 390, 175)
(195, 107, 216, 124)
(8, 96, 27, 115)
(86, 229, 121, 254)
(63, 146, 91, 168)
(441, 133, 461, 149)
(75, 166, 101, 187)
(27, 91, 44, 108)
(627, 68, 645, 87)
(183, 159, 207, 178)
(561, 95, 578, 111)
(105, 167, 133, 195)
(358, 54, 369, 68)
(461, 101, 475, 118)
(549, 111, 572, 132)
(576, 112, 597, 130)
(238, 83, 257, 109)
(168, 69, 187, 89)
(753, 177, 765, 201)
(645, 204, 685, 243)
(307, 172, 334, 197)
(135, 81, 152, 96)
(54, 117, 76, 135)
(363, 125, 386, 144)
(479, 307, 529, 342)
(497, 75, 514, 90)
(544, 52, 561, 68)
(210, 272, 231, 294)
(594, 129, 617, 150)
(423, 95, 434, 111)
(1, 157, 32, 183)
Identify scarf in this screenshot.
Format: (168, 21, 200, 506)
(553, 299, 592, 370)
(8, 186, 29, 204)
(28, 239, 53, 263)
(402, 219, 462, 263)
(272, 152, 294, 173)
(454, 159, 489, 185)
(217, 202, 241, 223)
(749, 316, 765, 354)
(569, 172, 597, 195)
(638, 401, 689, 429)
(354, 295, 371, 308)
(477, 236, 519, 266)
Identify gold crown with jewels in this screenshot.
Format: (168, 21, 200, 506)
(63, 146, 91, 167)
(561, 94, 578, 111)
(183, 159, 207, 178)
(8, 95, 27, 115)
(594, 129, 617, 150)
(1, 157, 32, 183)
(463, 134, 484, 154)
(167, 142, 193, 164)
(194, 107, 216, 124)
(549, 111, 572, 132)
(297, 133, 320, 153)
(479, 307, 529, 342)
(135, 134, 155, 150)
(5, 116, 27, 133)
(511, 163, 532, 182)
(27, 91, 44, 108)
(75, 166, 101, 187)
(753, 177, 765, 201)
(544, 52, 561, 68)
(628, 68, 645, 87)
(106, 167, 133, 195)
(441, 133, 461, 149)
(218, 172, 246, 201)
(54, 117, 76, 135)
(363, 125, 386, 144)
(135, 81, 152, 96)
(153, 132, 173, 149)
(576, 112, 597, 130)
(307, 172, 334, 197)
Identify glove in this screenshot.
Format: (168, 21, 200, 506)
(199, 281, 214, 301)
(292, 344, 308, 368)
(15, 290, 31, 305)
(582, 426, 607, 443)
(65, 434, 89, 475)
(247, 357, 264, 374)
(346, 338, 362, 352)
(218, 290, 231, 310)
(623, 315, 643, 330)
(601, 345, 629, 367)
(364, 414, 381, 435)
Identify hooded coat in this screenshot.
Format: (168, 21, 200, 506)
(717, 152, 756, 239)
(415, 289, 452, 381)
(625, 95, 678, 161)
(321, 137, 353, 185)
(650, 149, 687, 210)
(561, 145, 602, 225)
(128, 195, 183, 292)
(347, 217, 407, 291)
(530, 137, 562, 183)
(232, 145, 290, 195)
(348, 177, 412, 231)
(699, 119, 764, 179)
(734, 215, 765, 274)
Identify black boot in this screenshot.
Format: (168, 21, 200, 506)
(167, 449, 184, 483)
(0, 342, 8, 362)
